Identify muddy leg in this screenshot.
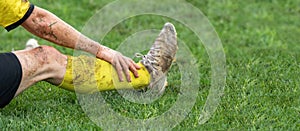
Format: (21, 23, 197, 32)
(13, 45, 67, 96)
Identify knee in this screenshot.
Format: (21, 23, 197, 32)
(31, 45, 66, 65)
(39, 45, 62, 57)
(30, 45, 67, 83)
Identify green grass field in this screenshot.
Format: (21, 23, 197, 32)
(1, 0, 300, 130)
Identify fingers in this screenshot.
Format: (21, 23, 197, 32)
(101, 49, 140, 82)
(115, 61, 124, 82)
(120, 57, 131, 82)
(129, 59, 139, 78)
(133, 60, 141, 69)
(113, 54, 140, 82)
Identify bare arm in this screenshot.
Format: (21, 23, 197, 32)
(21, 6, 140, 82)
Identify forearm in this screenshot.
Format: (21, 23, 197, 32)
(21, 6, 113, 62)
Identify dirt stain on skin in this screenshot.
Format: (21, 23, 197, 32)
(24, 47, 47, 77)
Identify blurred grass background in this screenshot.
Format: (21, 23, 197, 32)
(0, 0, 299, 130)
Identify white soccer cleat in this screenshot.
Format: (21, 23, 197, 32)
(25, 38, 40, 50)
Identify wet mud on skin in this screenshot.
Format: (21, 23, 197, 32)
(24, 6, 114, 69)
(30, 8, 101, 58)
(31, 15, 60, 43)
(22, 47, 48, 83)
(13, 46, 68, 95)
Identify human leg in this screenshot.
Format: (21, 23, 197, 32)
(13, 45, 151, 95)
(0, 45, 67, 108)
(13, 45, 68, 96)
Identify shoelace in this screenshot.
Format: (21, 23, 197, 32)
(135, 52, 159, 75)
(135, 53, 153, 69)
(136, 43, 162, 71)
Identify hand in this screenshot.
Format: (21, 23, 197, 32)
(112, 52, 141, 82)
(97, 47, 141, 82)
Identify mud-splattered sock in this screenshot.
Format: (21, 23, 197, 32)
(58, 55, 150, 93)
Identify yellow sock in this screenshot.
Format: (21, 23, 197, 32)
(58, 55, 150, 93)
